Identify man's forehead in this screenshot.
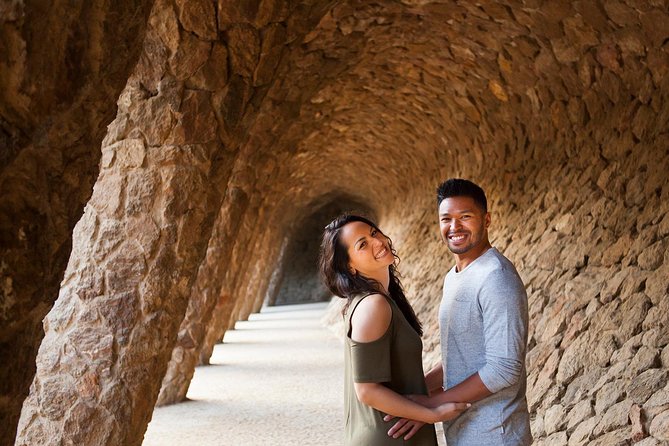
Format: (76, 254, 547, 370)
(439, 196, 479, 213)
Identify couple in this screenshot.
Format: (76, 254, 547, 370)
(319, 179, 532, 446)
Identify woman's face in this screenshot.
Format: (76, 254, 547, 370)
(340, 221, 394, 277)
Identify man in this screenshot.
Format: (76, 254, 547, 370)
(387, 178, 531, 445)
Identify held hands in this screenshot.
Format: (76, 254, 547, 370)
(383, 396, 471, 440)
(432, 401, 471, 422)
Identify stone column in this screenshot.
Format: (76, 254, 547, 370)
(156, 183, 250, 406)
(259, 235, 290, 308)
(0, 2, 153, 444)
(14, 78, 222, 445)
(197, 194, 264, 364)
(13, 0, 229, 442)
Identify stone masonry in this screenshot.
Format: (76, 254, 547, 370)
(1, 1, 668, 445)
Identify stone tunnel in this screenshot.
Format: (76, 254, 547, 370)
(1, 0, 668, 444)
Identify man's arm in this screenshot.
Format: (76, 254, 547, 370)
(424, 363, 444, 396)
(418, 372, 492, 407)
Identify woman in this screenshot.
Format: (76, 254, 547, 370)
(319, 214, 469, 445)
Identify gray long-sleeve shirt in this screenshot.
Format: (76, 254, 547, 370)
(439, 247, 532, 446)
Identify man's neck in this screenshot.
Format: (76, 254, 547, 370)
(454, 241, 492, 272)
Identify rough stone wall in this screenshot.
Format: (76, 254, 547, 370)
(4, 0, 669, 445)
(0, 1, 154, 444)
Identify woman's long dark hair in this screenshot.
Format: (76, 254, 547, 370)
(318, 214, 423, 336)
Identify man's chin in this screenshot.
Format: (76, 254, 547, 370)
(447, 243, 474, 255)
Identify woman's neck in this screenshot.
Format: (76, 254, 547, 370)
(366, 267, 390, 294)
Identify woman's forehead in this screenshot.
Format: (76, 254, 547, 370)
(340, 221, 373, 245)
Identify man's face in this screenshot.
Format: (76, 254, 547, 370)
(438, 196, 490, 255)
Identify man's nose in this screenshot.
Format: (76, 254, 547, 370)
(450, 219, 462, 231)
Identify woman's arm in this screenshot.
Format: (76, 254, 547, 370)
(355, 382, 469, 423)
(350, 295, 469, 423)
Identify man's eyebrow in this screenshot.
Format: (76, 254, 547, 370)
(439, 209, 475, 216)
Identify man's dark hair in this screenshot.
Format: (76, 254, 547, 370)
(436, 178, 488, 212)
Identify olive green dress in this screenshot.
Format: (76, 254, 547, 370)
(344, 294, 438, 445)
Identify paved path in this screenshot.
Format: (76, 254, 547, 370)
(142, 302, 344, 446)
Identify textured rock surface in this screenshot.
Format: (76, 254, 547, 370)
(2, 0, 669, 445)
(0, 1, 154, 444)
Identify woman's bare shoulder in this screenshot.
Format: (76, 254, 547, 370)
(350, 294, 392, 343)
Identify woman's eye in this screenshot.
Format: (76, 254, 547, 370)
(360, 241, 366, 248)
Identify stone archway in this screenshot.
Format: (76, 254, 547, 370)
(269, 196, 374, 306)
(3, 0, 669, 445)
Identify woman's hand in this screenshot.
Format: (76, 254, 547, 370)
(384, 401, 470, 439)
(386, 419, 426, 441)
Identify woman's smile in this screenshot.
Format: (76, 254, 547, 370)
(374, 245, 391, 260)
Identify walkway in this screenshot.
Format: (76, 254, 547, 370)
(142, 302, 344, 446)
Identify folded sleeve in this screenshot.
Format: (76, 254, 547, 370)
(350, 328, 392, 383)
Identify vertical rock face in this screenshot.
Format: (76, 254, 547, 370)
(4, 0, 669, 445)
(0, 1, 154, 444)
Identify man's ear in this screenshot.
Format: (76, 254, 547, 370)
(485, 212, 491, 229)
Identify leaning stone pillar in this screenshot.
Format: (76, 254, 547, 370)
(0, 3, 153, 443)
(197, 193, 264, 364)
(258, 235, 290, 310)
(156, 184, 250, 406)
(14, 0, 225, 439)
(14, 106, 221, 445)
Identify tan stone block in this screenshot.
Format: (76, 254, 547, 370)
(642, 328, 669, 348)
(594, 400, 633, 436)
(644, 266, 669, 305)
(169, 31, 211, 80)
(649, 409, 669, 441)
(595, 380, 626, 414)
(626, 346, 661, 378)
(568, 416, 600, 446)
(105, 139, 145, 170)
(567, 400, 594, 431)
(175, 0, 217, 40)
(544, 430, 568, 446)
(545, 404, 568, 434)
(616, 293, 652, 344)
(187, 43, 229, 91)
(226, 24, 260, 78)
(589, 427, 632, 446)
(638, 239, 668, 271)
(564, 369, 605, 407)
(628, 369, 668, 404)
(659, 213, 669, 237)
